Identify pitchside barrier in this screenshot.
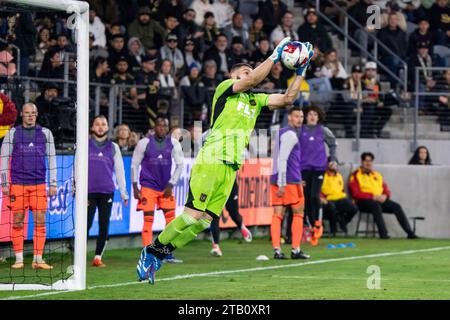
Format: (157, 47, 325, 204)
(1, 158, 450, 241)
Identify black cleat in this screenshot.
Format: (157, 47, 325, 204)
(407, 233, 419, 239)
(291, 250, 310, 259)
(274, 251, 288, 259)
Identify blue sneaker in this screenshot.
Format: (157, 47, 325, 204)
(163, 253, 183, 264)
(136, 247, 162, 284)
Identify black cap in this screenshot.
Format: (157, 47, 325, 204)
(111, 33, 125, 41)
(44, 82, 59, 91)
(352, 64, 363, 73)
(142, 55, 157, 63)
(304, 8, 317, 16)
(166, 33, 178, 41)
(417, 41, 430, 49)
(231, 36, 243, 45)
(117, 56, 128, 63)
(204, 11, 214, 19)
(138, 6, 151, 16)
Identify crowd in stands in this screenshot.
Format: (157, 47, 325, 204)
(0, 0, 449, 140)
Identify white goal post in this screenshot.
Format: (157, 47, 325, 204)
(0, 0, 89, 291)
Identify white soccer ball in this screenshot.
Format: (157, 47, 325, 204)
(281, 41, 310, 70)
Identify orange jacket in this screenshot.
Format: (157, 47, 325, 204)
(348, 168, 391, 201)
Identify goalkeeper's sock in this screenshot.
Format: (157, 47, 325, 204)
(291, 213, 304, 250)
(11, 225, 24, 255)
(33, 225, 46, 256)
(15, 252, 23, 264)
(270, 214, 283, 249)
(142, 216, 154, 247)
(171, 218, 211, 249)
(157, 212, 197, 245)
(164, 210, 175, 226)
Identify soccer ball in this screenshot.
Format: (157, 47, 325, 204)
(281, 41, 310, 70)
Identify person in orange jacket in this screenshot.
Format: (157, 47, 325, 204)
(348, 152, 418, 239)
(0, 93, 18, 146)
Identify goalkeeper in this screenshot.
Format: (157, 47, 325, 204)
(137, 38, 314, 284)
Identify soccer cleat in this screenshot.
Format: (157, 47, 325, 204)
(92, 258, 106, 267)
(11, 262, 24, 269)
(273, 250, 288, 260)
(291, 250, 310, 259)
(241, 225, 252, 242)
(136, 247, 162, 284)
(210, 244, 223, 257)
(32, 262, 54, 270)
(163, 253, 183, 264)
(310, 235, 319, 246)
(313, 220, 323, 239)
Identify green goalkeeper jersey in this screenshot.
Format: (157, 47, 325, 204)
(197, 79, 269, 168)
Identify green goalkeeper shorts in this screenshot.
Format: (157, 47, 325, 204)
(185, 159, 237, 216)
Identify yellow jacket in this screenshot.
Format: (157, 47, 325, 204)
(321, 171, 347, 201)
(348, 168, 391, 200)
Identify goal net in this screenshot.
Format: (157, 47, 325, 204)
(0, 0, 89, 291)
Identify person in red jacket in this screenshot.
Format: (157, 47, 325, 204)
(0, 93, 18, 146)
(348, 152, 418, 239)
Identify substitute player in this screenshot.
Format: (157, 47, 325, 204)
(1, 103, 56, 270)
(137, 38, 314, 284)
(270, 107, 309, 260)
(87, 115, 129, 267)
(131, 116, 184, 263)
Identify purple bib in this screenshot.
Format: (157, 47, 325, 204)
(88, 138, 115, 193)
(11, 126, 47, 185)
(300, 125, 327, 171)
(139, 135, 173, 191)
(271, 126, 302, 185)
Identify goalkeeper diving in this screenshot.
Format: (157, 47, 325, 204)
(137, 38, 314, 284)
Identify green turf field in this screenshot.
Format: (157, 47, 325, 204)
(1, 237, 450, 300)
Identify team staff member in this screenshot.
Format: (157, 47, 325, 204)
(270, 107, 309, 260)
(0, 93, 17, 146)
(301, 105, 337, 246)
(320, 159, 358, 236)
(348, 152, 418, 239)
(87, 115, 129, 267)
(131, 116, 184, 263)
(1, 103, 56, 270)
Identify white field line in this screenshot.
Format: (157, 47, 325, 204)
(2, 245, 450, 300)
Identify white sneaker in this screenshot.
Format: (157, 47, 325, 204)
(210, 244, 223, 257)
(241, 225, 252, 242)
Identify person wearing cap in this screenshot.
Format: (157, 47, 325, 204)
(201, 11, 221, 50)
(409, 18, 436, 56)
(270, 11, 299, 48)
(297, 8, 332, 54)
(108, 34, 129, 73)
(111, 57, 138, 112)
(203, 33, 233, 79)
(89, 4, 107, 48)
(35, 82, 60, 133)
(190, 0, 214, 26)
(230, 36, 250, 65)
(224, 12, 250, 50)
(182, 36, 202, 71)
(128, 6, 167, 50)
(160, 33, 185, 80)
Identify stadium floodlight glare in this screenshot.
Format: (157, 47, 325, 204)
(0, 0, 89, 291)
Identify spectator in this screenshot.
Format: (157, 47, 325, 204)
(89, 0, 119, 25)
(203, 33, 233, 79)
(89, 32, 109, 63)
(11, 12, 37, 76)
(297, 8, 332, 54)
(105, 22, 126, 44)
(34, 82, 60, 134)
(409, 145, 432, 165)
(321, 160, 358, 236)
(304, 45, 333, 104)
(258, 0, 288, 34)
(271, 11, 298, 48)
(437, 69, 450, 131)
(159, 0, 185, 23)
(110, 56, 138, 110)
(361, 61, 392, 138)
(427, 0, 450, 46)
(163, 14, 180, 39)
(267, 61, 288, 89)
(54, 34, 75, 57)
(409, 18, 436, 56)
(129, 130, 141, 149)
(224, 12, 250, 50)
(348, 0, 376, 59)
(108, 34, 129, 73)
(201, 12, 221, 50)
(211, 0, 235, 29)
(190, 0, 214, 26)
(91, 56, 110, 83)
(177, 8, 204, 49)
(127, 37, 145, 74)
(158, 59, 177, 99)
(248, 17, 268, 53)
(135, 55, 160, 129)
(29, 27, 55, 73)
(113, 124, 135, 153)
(349, 152, 418, 239)
(160, 33, 185, 81)
(180, 63, 207, 123)
(380, 1, 407, 32)
(89, 5, 107, 48)
(128, 6, 166, 50)
(182, 36, 202, 71)
(38, 48, 64, 81)
(201, 59, 222, 88)
(230, 36, 250, 65)
(320, 49, 348, 89)
(0, 92, 17, 146)
(377, 13, 408, 84)
(250, 37, 271, 66)
(0, 45, 16, 77)
(398, 0, 421, 22)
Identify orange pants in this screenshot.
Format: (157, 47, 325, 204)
(270, 184, 305, 209)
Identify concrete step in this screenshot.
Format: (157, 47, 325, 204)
(388, 114, 438, 124)
(383, 121, 442, 133)
(386, 130, 450, 140)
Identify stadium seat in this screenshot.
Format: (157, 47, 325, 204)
(354, 211, 377, 238)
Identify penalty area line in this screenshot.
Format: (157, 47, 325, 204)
(2, 245, 450, 300)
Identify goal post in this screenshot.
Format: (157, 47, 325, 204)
(0, 0, 89, 291)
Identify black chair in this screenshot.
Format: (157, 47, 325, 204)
(354, 211, 377, 238)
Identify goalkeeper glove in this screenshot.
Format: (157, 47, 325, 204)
(295, 42, 314, 77)
(270, 36, 291, 63)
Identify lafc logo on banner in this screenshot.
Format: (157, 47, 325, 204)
(367, 5, 381, 30)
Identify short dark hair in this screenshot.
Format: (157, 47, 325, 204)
(91, 115, 108, 127)
(361, 152, 375, 161)
(288, 106, 302, 114)
(303, 105, 325, 124)
(230, 63, 253, 73)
